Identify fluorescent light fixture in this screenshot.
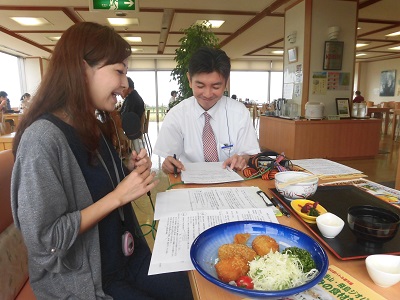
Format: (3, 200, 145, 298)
(46, 36, 61, 42)
(356, 43, 368, 48)
(11, 17, 51, 26)
(131, 48, 143, 52)
(272, 50, 284, 54)
(195, 20, 225, 28)
(357, 27, 361, 30)
(389, 46, 400, 50)
(124, 37, 142, 42)
(386, 31, 400, 37)
(356, 53, 367, 57)
(107, 18, 139, 26)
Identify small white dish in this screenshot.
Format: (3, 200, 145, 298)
(365, 254, 400, 288)
(316, 212, 344, 238)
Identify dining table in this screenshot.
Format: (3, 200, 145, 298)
(167, 172, 397, 300)
(366, 107, 391, 135)
(0, 132, 15, 151)
(3, 112, 23, 129)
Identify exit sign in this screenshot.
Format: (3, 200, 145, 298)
(91, 0, 137, 11)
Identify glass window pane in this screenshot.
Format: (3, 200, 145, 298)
(126, 71, 156, 107)
(230, 71, 269, 103)
(0, 52, 21, 108)
(270, 72, 283, 101)
(156, 71, 179, 107)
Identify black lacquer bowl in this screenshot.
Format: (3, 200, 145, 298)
(347, 205, 400, 243)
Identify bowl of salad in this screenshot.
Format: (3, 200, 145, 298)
(190, 221, 329, 299)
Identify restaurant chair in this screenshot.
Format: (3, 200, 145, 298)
(109, 111, 130, 159)
(142, 109, 152, 156)
(366, 101, 374, 108)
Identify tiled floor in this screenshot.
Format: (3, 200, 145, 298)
(133, 120, 400, 250)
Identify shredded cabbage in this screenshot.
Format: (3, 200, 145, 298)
(248, 251, 319, 291)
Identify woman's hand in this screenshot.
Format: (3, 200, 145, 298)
(126, 148, 151, 172)
(222, 154, 250, 171)
(162, 155, 185, 174)
(115, 163, 159, 206)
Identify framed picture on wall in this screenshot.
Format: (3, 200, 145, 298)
(288, 47, 298, 63)
(335, 98, 351, 118)
(379, 70, 396, 96)
(323, 41, 344, 70)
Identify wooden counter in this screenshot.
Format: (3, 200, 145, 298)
(259, 116, 381, 160)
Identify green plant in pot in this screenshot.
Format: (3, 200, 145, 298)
(170, 22, 219, 109)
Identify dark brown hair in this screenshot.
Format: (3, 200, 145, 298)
(13, 22, 131, 158)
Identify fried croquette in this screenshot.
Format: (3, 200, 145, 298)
(252, 235, 279, 256)
(215, 256, 249, 282)
(234, 233, 251, 244)
(218, 243, 257, 262)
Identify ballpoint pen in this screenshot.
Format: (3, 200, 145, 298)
(173, 154, 178, 178)
(269, 195, 291, 218)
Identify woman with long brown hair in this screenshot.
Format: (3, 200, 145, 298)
(11, 22, 192, 299)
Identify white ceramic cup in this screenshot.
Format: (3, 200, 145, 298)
(365, 255, 400, 288)
(316, 212, 344, 238)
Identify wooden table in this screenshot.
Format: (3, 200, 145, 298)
(392, 109, 400, 140)
(366, 107, 390, 135)
(3, 113, 23, 130)
(0, 132, 15, 150)
(167, 175, 397, 300)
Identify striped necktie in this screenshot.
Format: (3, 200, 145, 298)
(202, 112, 219, 162)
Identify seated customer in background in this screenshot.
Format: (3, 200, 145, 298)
(119, 77, 145, 120)
(353, 90, 364, 103)
(154, 46, 260, 175)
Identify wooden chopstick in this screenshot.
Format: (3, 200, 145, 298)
(276, 174, 322, 188)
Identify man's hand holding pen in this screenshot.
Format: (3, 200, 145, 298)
(162, 154, 185, 176)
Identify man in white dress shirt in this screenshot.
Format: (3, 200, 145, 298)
(154, 47, 260, 175)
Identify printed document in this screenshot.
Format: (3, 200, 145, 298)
(154, 186, 271, 220)
(148, 208, 278, 275)
(291, 158, 363, 175)
(181, 162, 243, 184)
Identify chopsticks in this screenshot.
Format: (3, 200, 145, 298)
(275, 174, 322, 188)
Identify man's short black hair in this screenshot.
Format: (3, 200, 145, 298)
(0, 91, 8, 97)
(188, 47, 231, 82)
(127, 77, 134, 89)
(171, 90, 177, 96)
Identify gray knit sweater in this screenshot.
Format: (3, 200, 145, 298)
(11, 119, 111, 299)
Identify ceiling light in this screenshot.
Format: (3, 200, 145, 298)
(107, 18, 139, 26)
(46, 36, 61, 42)
(11, 17, 51, 26)
(272, 50, 284, 54)
(357, 27, 361, 30)
(356, 53, 367, 57)
(124, 37, 142, 42)
(356, 43, 368, 48)
(195, 20, 225, 28)
(389, 46, 400, 50)
(386, 31, 400, 37)
(131, 48, 143, 52)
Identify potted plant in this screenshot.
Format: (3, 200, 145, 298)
(170, 22, 219, 109)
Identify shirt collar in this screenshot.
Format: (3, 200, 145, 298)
(194, 96, 225, 120)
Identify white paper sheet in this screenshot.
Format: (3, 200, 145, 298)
(154, 186, 280, 220)
(148, 208, 278, 275)
(291, 158, 363, 175)
(181, 162, 243, 184)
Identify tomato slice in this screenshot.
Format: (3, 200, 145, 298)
(235, 275, 254, 289)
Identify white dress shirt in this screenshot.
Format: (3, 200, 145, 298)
(154, 96, 260, 163)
